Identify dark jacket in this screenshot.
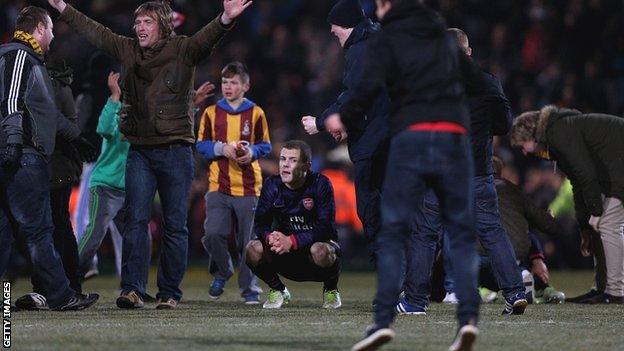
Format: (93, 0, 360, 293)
(47, 59, 83, 189)
(59, 5, 231, 145)
(318, 19, 390, 162)
(535, 106, 624, 228)
(495, 177, 560, 260)
(467, 70, 512, 176)
(0, 42, 80, 158)
(339, 2, 468, 135)
(254, 172, 337, 251)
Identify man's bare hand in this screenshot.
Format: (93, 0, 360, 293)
(270, 232, 292, 255)
(47, 0, 67, 12)
(236, 148, 252, 166)
(531, 258, 549, 284)
(221, 0, 253, 25)
(331, 128, 348, 142)
(301, 116, 319, 135)
(589, 215, 601, 233)
(267, 232, 280, 246)
(222, 144, 238, 160)
(193, 81, 215, 108)
(107, 72, 121, 102)
(580, 228, 594, 257)
(324, 113, 344, 135)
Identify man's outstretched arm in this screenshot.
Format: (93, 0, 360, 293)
(186, 0, 253, 64)
(49, 0, 134, 63)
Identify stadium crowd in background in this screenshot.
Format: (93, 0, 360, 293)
(1, 0, 623, 327)
(1, 0, 621, 272)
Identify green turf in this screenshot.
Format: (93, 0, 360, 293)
(7, 270, 624, 351)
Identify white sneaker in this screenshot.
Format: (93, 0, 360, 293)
(351, 325, 396, 351)
(443, 292, 459, 304)
(449, 324, 478, 351)
(322, 289, 342, 309)
(262, 288, 291, 309)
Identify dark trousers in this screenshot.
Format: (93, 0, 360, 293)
(408, 175, 524, 308)
(248, 240, 341, 291)
(352, 146, 387, 264)
(0, 153, 73, 308)
(43, 184, 81, 293)
(374, 130, 480, 328)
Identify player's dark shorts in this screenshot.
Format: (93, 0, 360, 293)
(263, 240, 342, 282)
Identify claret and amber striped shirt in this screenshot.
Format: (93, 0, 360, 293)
(196, 98, 271, 197)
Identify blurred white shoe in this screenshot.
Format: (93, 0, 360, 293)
(443, 292, 458, 304)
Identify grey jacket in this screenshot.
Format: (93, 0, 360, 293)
(0, 41, 80, 159)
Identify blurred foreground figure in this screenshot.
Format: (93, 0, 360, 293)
(323, 1, 481, 350)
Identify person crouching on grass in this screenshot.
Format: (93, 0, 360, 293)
(245, 140, 342, 309)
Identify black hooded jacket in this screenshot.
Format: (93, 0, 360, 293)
(467, 70, 512, 176)
(47, 58, 83, 189)
(318, 19, 390, 162)
(339, 2, 468, 135)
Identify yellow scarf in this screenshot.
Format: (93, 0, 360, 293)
(536, 149, 551, 160)
(13, 30, 43, 55)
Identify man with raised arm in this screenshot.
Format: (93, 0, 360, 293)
(46, 0, 253, 309)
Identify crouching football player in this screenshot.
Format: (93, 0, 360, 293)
(245, 140, 342, 309)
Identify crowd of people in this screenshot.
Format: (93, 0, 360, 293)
(1, 0, 621, 270)
(1, 0, 623, 350)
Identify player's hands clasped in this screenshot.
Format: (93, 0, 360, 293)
(268, 231, 292, 255)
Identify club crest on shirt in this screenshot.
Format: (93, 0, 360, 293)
(242, 120, 251, 136)
(302, 197, 314, 210)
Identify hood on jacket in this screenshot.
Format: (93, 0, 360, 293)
(47, 57, 74, 87)
(344, 19, 380, 50)
(381, 1, 446, 37)
(535, 105, 582, 143)
(216, 97, 256, 114)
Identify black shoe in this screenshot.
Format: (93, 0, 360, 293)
(15, 293, 49, 311)
(351, 325, 395, 351)
(567, 289, 602, 303)
(55, 293, 99, 311)
(582, 292, 623, 304)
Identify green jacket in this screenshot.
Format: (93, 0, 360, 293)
(59, 5, 231, 145)
(89, 98, 129, 191)
(535, 106, 624, 228)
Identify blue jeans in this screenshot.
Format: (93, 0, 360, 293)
(121, 145, 194, 302)
(374, 130, 480, 328)
(409, 175, 524, 308)
(0, 153, 73, 308)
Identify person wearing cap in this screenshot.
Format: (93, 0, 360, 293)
(301, 0, 390, 265)
(323, 1, 481, 350)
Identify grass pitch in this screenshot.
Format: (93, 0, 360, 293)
(8, 270, 624, 351)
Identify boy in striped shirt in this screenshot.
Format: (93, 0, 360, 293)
(196, 62, 271, 304)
